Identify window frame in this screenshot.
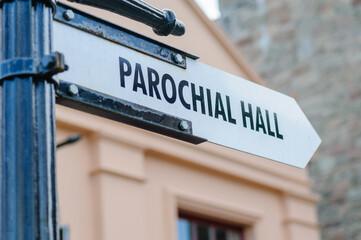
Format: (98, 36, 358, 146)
(178, 211, 245, 240)
(163, 188, 262, 240)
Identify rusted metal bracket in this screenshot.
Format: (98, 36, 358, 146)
(54, 3, 198, 69)
(56, 80, 207, 145)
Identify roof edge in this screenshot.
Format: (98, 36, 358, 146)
(184, 0, 266, 86)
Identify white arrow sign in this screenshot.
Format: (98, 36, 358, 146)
(54, 21, 321, 168)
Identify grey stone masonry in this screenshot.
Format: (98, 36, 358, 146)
(217, 0, 361, 239)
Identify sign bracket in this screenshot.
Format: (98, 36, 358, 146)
(56, 80, 207, 144)
(54, 3, 198, 69)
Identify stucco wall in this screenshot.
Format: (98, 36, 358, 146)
(56, 106, 319, 240)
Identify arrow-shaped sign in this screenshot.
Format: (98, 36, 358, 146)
(54, 6, 321, 168)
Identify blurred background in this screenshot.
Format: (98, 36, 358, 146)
(54, 0, 361, 239)
(195, 0, 361, 239)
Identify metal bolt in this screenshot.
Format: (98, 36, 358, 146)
(41, 55, 56, 69)
(63, 10, 75, 21)
(68, 84, 79, 96)
(173, 54, 183, 64)
(179, 120, 189, 131)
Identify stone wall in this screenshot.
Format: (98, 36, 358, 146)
(217, 0, 361, 239)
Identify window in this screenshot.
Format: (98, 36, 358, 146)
(178, 213, 244, 240)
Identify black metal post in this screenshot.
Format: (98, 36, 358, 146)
(0, 0, 60, 239)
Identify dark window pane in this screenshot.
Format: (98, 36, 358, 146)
(197, 224, 209, 240)
(216, 228, 227, 240)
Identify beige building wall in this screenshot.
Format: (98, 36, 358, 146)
(55, 1, 320, 239)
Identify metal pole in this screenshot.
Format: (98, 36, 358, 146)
(0, 0, 63, 239)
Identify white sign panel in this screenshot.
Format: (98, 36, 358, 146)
(54, 21, 321, 168)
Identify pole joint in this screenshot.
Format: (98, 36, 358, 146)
(0, 52, 68, 85)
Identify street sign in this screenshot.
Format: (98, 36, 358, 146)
(53, 6, 321, 168)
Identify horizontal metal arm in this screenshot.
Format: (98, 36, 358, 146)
(56, 80, 206, 144)
(66, 0, 186, 36)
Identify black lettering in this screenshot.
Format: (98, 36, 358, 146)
(255, 107, 267, 134)
(178, 80, 191, 110)
(133, 63, 147, 95)
(241, 101, 254, 130)
(147, 68, 161, 100)
(206, 89, 213, 117)
(119, 57, 132, 88)
(274, 113, 284, 140)
(215, 92, 227, 121)
(161, 74, 177, 104)
(191, 83, 206, 114)
(226, 96, 236, 124)
(265, 110, 275, 137)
